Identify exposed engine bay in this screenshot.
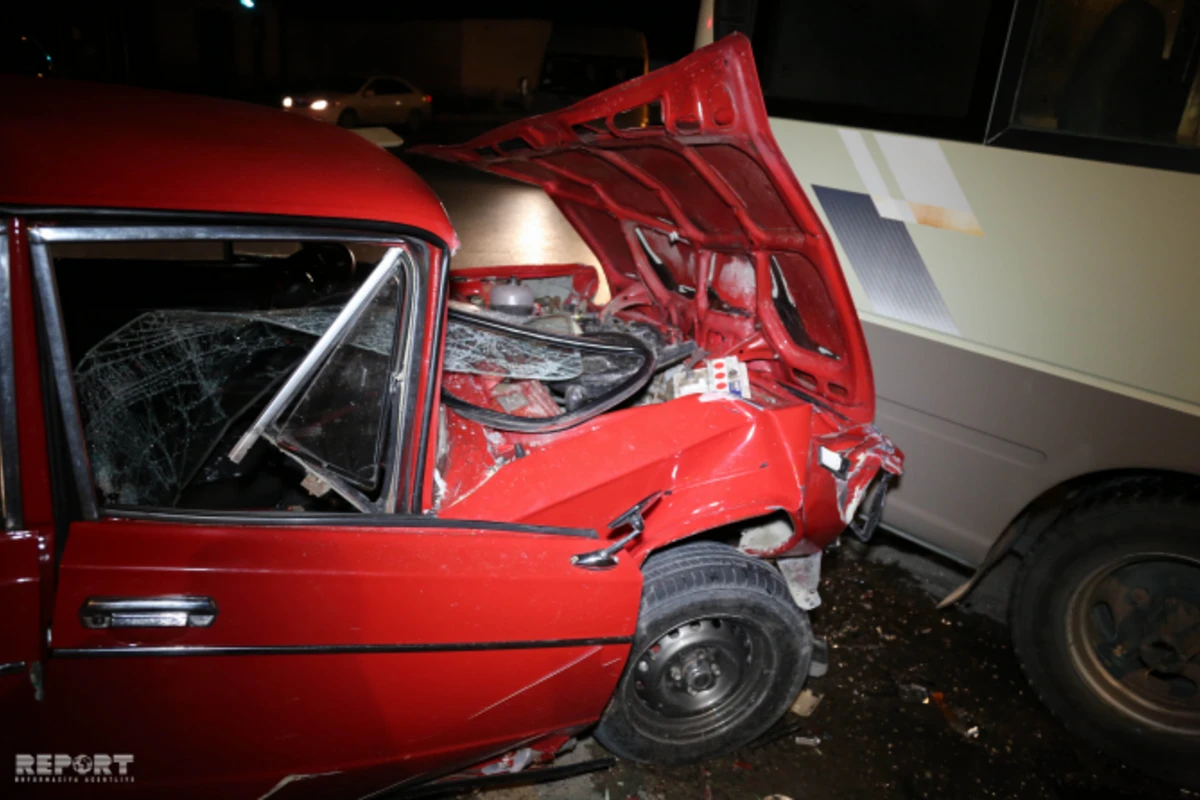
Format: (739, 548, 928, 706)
(434, 267, 764, 510)
(442, 287, 701, 433)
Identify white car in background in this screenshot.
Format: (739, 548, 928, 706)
(282, 75, 431, 130)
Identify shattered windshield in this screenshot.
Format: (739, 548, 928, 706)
(55, 239, 409, 513)
(270, 273, 402, 492)
(77, 309, 308, 507)
(443, 312, 584, 381)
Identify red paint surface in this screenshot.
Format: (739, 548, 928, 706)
(0, 77, 458, 250)
(35, 519, 638, 798)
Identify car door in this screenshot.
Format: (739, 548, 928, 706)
(41, 517, 639, 799)
(25, 223, 641, 799)
(1, 220, 51, 779)
(359, 78, 392, 125)
(366, 78, 408, 124)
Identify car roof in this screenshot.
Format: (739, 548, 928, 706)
(0, 76, 457, 249)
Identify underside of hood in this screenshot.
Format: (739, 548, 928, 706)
(413, 34, 876, 424)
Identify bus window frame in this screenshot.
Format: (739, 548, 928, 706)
(740, 0, 1019, 143)
(986, 0, 1200, 174)
(734, 0, 1200, 174)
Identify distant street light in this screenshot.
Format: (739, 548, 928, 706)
(239, 0, 255, 8)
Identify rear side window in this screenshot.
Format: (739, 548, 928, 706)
(48, 237, 412, 514)
(368, 79, 408, 95)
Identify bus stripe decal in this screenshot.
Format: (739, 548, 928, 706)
(813, 185, 960, 336)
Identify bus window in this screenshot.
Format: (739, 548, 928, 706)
(1016, 0, 1200, 146)
(746, 1, 997, 140)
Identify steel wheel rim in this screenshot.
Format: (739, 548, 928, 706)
(1066, 552, 1200, 734)
(625, 614, 777, 742)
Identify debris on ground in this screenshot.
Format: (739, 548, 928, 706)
(789, 688, 824, 717)
(929, 691, 980, 740)
(748, 717, 819, 751)
(480, 534, 1185, 800)
(896, 682, 929, 703)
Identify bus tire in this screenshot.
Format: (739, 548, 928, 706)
(1010, 476, 1200, 789)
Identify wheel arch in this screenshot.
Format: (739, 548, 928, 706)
(638, 508, 804, 566)
(1008, 467, 1200, 558)
(937, 467, 1200, 609)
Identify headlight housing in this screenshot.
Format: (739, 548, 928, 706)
(310, 99, 329, 111)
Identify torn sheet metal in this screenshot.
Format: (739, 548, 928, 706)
(256, 770, 341, 800)
(738, 516, 795, 555)
(777, 552, 823, 610)
(816, 423, 904, 525)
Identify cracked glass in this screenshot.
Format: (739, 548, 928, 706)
(270, 272, 402, 493)
(53, 239, 407, 512)
(443, 315, 584, 381)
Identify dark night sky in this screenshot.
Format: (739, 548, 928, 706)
(285, 0, 703, 62)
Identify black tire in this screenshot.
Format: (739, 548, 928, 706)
(337, 109, 358, 128)
(1011, 477, 1200, 789)
(595, 541, 812, 765)
(406, 110, 423, 133)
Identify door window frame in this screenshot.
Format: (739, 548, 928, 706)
(0, 221, 22, 530)
(366, 78, 403, 96)
(28, 222, 426, 523)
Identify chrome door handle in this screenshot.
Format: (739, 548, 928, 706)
(79, 596, 218, 629)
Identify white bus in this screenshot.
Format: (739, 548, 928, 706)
(698, 0, 1200, 784)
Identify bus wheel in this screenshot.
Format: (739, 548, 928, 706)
(1011, 477, 1200, 788)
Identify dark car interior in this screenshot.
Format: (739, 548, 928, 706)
(51, 242, 376, 513)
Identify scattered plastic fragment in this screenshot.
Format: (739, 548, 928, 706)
(790, 688, 824, 717)
(897, 683, 930, 703)
(930, 691, 979, 739)
(795, 736, 822, 747)
(734, 760, 754, 771)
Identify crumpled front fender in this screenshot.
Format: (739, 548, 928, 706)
(801, 419, 904, 547)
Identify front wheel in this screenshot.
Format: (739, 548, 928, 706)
(337, 108, 358, 128)
(1011, 477, 1200, 788)
(595, 542, 811, 765)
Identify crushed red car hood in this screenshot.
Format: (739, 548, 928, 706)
(414, 34, 876, 424)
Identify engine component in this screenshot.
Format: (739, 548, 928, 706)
(442, 308, 657, 433)
(490, 277, 535, 316)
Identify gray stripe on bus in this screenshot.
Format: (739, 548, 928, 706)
(813, 185, 959, 336)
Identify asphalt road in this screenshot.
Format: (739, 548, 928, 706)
(394, 152, 1184, 800)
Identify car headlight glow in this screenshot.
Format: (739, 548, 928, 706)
(282, 96, 293, 108)
(310, 99, 329, 111)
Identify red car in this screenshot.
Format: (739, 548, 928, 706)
(0, 36, 900, 798)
